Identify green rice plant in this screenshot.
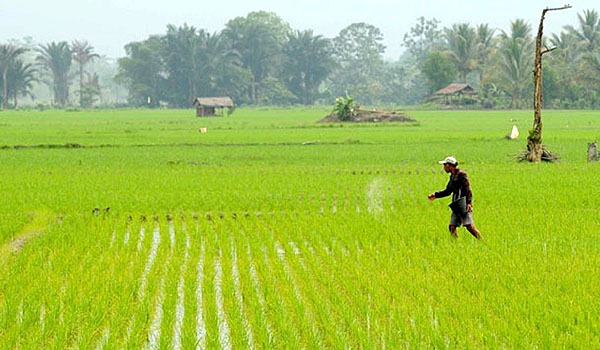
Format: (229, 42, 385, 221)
(1, 108, 600, 348)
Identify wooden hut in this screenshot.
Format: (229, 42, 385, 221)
(431, 83, 477, 105)
(193, 97, 234, 117)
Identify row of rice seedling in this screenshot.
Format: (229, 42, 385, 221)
(1, 108, 599, 348)
(1, 201, 599, 348)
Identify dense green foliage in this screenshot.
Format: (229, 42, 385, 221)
(421, 51, 457, 92)
(4, 8, 600, 108)
(0, 108, 599, 348)
(333, 94, 358, 121)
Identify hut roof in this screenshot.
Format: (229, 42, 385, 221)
(193, 97, 234, 107)
(433, 83, 476, 96)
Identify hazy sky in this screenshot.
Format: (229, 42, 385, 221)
(1, 0, 597, 59)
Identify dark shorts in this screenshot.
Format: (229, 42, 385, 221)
(450, 212, 474, 227)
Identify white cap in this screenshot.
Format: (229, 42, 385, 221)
(438, 156, 458, 165)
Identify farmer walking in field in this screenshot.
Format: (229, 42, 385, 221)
(428, 156, 482, 239)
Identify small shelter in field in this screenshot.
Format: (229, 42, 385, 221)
(193, 97, 234, 117)
(431, 83, 477, 105)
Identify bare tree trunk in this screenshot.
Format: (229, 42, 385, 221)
(526, 5, 571, 162)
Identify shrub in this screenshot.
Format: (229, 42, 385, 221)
(333, 93, 359, 121)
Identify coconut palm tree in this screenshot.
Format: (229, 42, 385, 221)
(498, 19, 534, 108)
(0, 44, 27, 109)
(549, 31, 583, 63)
(37, 41, 72, 106)
(579, 51, 600, 87)
(223, 12, 290, 104)
(564, 9, 600, 53)
(161, 24, 204, 107)
(282, 30, 335, 104)
(444, 23, 477, 83)
(7, 59, 38, 108)
(475, 24, 496, 84)
(200, 32, 241, 92)
(72, 40, 99, 107)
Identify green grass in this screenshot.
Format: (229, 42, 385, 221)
(0, 108, 599, 348)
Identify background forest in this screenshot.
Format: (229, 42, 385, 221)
(2, 9, 600, 109)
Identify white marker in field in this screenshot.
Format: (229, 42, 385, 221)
(506, 125, 519, 139)
(511, 125, 519, 139)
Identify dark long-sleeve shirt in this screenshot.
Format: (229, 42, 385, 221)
(434, 169, 473, 204)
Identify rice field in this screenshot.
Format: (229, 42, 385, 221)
(0, 108, 599, 348)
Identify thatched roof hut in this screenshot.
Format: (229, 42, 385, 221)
(433, 83, 476, 96)
(193, 97, 234, 117)
(430, 84, 478, 106)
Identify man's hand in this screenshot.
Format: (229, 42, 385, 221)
(427, 193, 436, 201)
(467, 203, 473, 212)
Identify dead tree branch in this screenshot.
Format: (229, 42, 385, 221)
(525, 4, 571, 162)
(541, 46, 557, 55)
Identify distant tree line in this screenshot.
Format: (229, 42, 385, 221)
(2, 9, 600, 109)
(0, 40, 101, 109)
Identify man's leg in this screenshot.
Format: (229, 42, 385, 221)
(448, 225, 458, 238)
(465, 224, 482, 239)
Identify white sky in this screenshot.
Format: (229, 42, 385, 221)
(1, 0, 596, 59)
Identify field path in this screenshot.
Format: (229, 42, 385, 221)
(0, 211, 53, 263)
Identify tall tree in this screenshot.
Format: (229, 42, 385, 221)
(330, 22, 386, 103)
(224, 11, 290, 104)
(117, 36, 166, 106)
(0, 44, 26, 109)
(403, 17, 444, 61)
(564, 9, 600, 53)
(72, 40, 99, 107)
(37, 41, 72, 106)
(444, 23, 477, 83)
(80, 72, 101, 107)
(161, 24, 204, 107)
(6, 59, 38, 108)
(549, 31, 582, 63)
(334, 22, 385, 80)
(199, 32, 245, 98)
(475, 24, 496, 85)
(281, 30, 334, 104)
(575, 50, 600, 108)
(498, 19, 534, 108)
(421, 51, 457, 93)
